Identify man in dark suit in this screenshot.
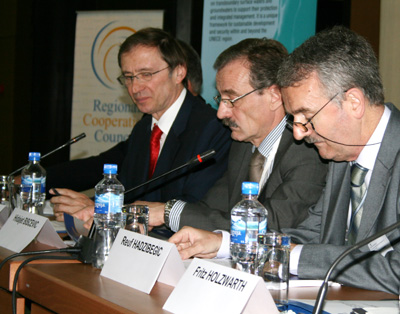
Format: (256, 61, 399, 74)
(50, 28, 231, 227)
(138, 38, 328, 235)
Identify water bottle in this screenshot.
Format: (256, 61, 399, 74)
(20, 152, 46, 215)
(92, 164, 125, 269)
(230, 181, 268, 274)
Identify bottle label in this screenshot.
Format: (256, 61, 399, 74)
(95, 193, 123, 214)
(231, 216, 246, 244)
(21, 176, 45, 193)
(231, 216, 267, 244)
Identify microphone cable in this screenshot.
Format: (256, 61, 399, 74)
(11, 254, 79, 314)
(0, 247, 81, 272)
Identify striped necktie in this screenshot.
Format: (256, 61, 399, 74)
(347, 163, 368, 245)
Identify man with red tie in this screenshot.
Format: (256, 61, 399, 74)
(49, 28, 231, 231)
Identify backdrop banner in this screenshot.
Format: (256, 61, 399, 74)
(70, 11, 163, 159)
(201, 0, 317, 106)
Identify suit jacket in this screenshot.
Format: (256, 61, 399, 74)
(283, 103, 400, 295)
(46, 91, 232, 203)
(179, 128, 328, 232)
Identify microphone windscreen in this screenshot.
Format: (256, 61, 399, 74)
(70, 133, 86, 144)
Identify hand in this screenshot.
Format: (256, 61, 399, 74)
(13, 175, 21, 184)
(168, 226, 223, 260)
(50, 188, 94, 228)
(132, 201, 165, 231)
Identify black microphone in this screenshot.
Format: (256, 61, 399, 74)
(313, 220, 400, 314)
(124, 149, 216, 195)
(8, 133, 86, 177)
(78, 149, 217, 263)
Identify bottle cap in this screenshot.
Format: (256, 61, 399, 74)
(28, 152, 41, 161)
(241, 181, 259, 195)
(103, 164, 117, 174)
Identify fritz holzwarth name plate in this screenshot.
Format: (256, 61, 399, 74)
(101, 229, 185, 294)
(164, 258, 278, 314)
(0, 208, 67, 252)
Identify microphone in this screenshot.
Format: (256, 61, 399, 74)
(8, 133, 86, 177)
(124, 149, 216, 195)
(77, 149, 217, 263)
(312, 220, 400, 314)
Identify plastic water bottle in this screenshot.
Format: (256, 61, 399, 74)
(230, 181, 268, 274)
(92, 164, 125, 269)
(20, 152, 46, 215)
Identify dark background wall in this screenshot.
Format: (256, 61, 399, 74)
(0, 0, 380, 175)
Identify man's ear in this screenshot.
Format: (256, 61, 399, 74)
(344, 88, 365, 119)
(268, 85, 283, 111)
(174, 64, 187, 84)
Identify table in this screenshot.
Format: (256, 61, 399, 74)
(1, 246, 398, 314)
(0, 243, 80, 314)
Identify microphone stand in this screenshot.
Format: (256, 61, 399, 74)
(8, 133, 86, 177)
(313, 220, 400, 314)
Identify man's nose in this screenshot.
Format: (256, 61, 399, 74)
(129, 78, 144, 94)
(292, 123, 312, 141)
(217, 103, 231, 120)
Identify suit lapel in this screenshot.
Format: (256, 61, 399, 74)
(357, 104, 400, 240)
(321, 162, 350, 245)
(258, 128, 292, 202)
(152, 93, 192, 177)
(228, 141, 253, 207)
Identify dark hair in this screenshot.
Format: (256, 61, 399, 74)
(118, 27, 186, 73)
(277, 26, 384, 105)
(177, 39, 203, 95)
(213, 38, 288, 90)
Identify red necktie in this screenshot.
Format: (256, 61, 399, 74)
(148, 124, 163, 178)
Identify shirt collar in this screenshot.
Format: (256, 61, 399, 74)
(257, 115, 288, 158)
(151, 88, 187, 134)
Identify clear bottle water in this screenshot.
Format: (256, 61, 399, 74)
(20, 152, 46, 215)
(230, 181, 268, 274)
(92, 164, 125, 269)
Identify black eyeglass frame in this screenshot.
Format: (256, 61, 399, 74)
(117, 66, 170, 86)
(213, 88, 261, 108)
(287, 92, 343, 132)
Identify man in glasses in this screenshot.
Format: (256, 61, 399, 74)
(49, 28, 231, 230)
(277, 26, 400, 294)
(140, 38, 328, 237)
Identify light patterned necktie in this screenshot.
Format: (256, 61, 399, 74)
(148, 124, 163, 179)
(248, 148, 266, 184)
(347, 163, 368, 245)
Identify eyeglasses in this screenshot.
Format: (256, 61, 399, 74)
(117, 66, 169, 86)
(286, 90, 383, 147)
(287, 92, 340, 132)
(213, 88, 261, 108)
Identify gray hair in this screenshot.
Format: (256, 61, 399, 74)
(277, 26, 384, 105)
(214, 38, 288, 90)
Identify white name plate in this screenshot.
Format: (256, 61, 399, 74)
(0, 208, 67, 252)
(164, 258, 278, 314)
(101, 229, 185, 294)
